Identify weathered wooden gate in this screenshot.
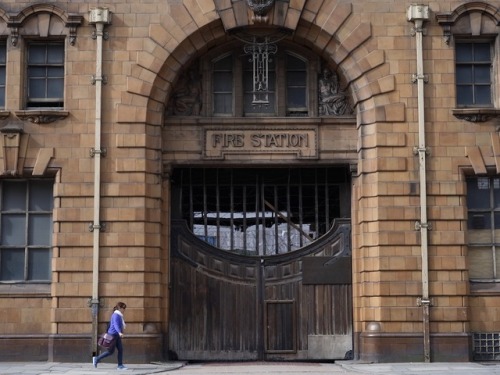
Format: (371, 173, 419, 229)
(168, 218, 352, 361)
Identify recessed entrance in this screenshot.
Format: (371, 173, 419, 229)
(168, 166, 353, 361)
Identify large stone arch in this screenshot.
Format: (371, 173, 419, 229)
(115, 0, 404, 129)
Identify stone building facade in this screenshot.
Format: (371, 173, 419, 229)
(0, 0, 499, 364)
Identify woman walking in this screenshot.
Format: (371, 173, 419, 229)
(93, 302, 128, 370)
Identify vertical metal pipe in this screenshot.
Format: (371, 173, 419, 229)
(89, 7, 111, 357)
(407, 4, 431, 363)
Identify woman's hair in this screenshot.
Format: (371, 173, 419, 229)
(113, 302, 127, 311)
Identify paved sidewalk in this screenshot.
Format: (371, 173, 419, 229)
(1, 361, 500, 375)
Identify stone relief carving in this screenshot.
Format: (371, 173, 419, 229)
(318, 68, 352, 116)
(246, 0, 275, 17)
(167, 68, 202, 116)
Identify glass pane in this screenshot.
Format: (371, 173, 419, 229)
(0, 44, 6, 64)
(214, 54, 232, 70)
(469, 246, 494, 279)
(28, 215, 52, 246)
(474, 65, 491, 84)
(467, 178, 490, 209)
(0, 249, 24, 281)
(3, 181, 27, 211)
(456, 66, 472, 84)
(47, 44, 64, 64)
(47, 67, 64, 78)
(287, 87, 306, 107)
(1, 214, 26, 246)
(28, 249, 50, 281)
(0, 86, 5, 108)
(456, 43, 472, 62)
(29, 45, 47, 64)
(214, 94, 232, 114)
(469, 228, 492, 243)
(287, 71, 306, 86)
(0, 66, 5, 86)
(474, 43, 491, 61)
(475, 85, 491, 105)
(28, 67, 47, 78)
(213, 72, 233, 91)
(29, 78, 46, 98)
(47, 78, 64, 98)
(29, 181, 53, 211)
(456, 85, 473, 105)
(286, 54, 306, 70)
(493, 178, 500, 207)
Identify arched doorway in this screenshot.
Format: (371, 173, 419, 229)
(168, 167, 352, 360)
(162, 23, 357, 361)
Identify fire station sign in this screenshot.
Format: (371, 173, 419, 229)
(203, 127, 318, 160)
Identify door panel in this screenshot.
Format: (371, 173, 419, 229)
(168, 219, 352, 361)
(265, 301, 296, 353)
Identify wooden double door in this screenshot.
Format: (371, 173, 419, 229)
(168, 219, 352, 361)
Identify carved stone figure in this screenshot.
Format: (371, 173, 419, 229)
(318, 68, 352, 116)
(169, 68, 202, 116)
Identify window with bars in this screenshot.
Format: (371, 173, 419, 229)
(466, 176, 500, 281)
(27, 42, 64, 108)
(173, 167, 349, 255)
(0, 180, 53, 282)
(456, 41, 493, 107)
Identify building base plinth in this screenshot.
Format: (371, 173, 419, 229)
(358, 332, 472, 362)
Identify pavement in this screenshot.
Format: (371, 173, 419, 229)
(1, 361, 500, 375)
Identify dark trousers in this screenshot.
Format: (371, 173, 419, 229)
(95, 334, 123, 366)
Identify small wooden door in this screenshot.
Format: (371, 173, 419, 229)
(167, 219, 352, 361)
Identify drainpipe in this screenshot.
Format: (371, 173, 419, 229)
(407, 4, 431, 363)
(88, 7, 112, 356)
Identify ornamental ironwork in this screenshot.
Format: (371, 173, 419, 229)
(243, 37, 277, 107)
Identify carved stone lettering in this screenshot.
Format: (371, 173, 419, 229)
(204, 127, 318, 160)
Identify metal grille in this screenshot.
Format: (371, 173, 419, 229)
(473, 332, 500, 360)
(173, 167, 349, 255)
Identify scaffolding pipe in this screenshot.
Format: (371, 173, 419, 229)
(407, 4, 431, 363)
(89, 7, 111, 357)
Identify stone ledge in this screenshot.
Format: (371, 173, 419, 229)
(452, 108, 500, 123)
(15, 110, 69, 124)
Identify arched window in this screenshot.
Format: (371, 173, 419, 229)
(211, 47, 314, 117)
(168, 39, 352, 118)
(437, 2, 500, 122)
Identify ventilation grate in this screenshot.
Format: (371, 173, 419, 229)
(473, 332, 500, 361)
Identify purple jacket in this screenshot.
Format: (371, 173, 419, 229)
(107, 311, 124, 335)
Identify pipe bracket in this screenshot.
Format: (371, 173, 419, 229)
(411, 73, 429, 83)
(413, 146, 430, 156)
(410, 27, 427, 37)
(415, 221, 432, 231)
(417, 297, 433, 307)
(91, 75, 108, 85)
(90, 147, 107, 157)
(91, 30, 109, 40)
(87, 297, 104, 308)
(89, 222, 106, 232)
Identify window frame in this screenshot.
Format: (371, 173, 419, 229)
(455, 38, 495, 108)
(0, 179, 54, 284)
(0, 40, 6, 109)
(25, 39, 65, 109)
